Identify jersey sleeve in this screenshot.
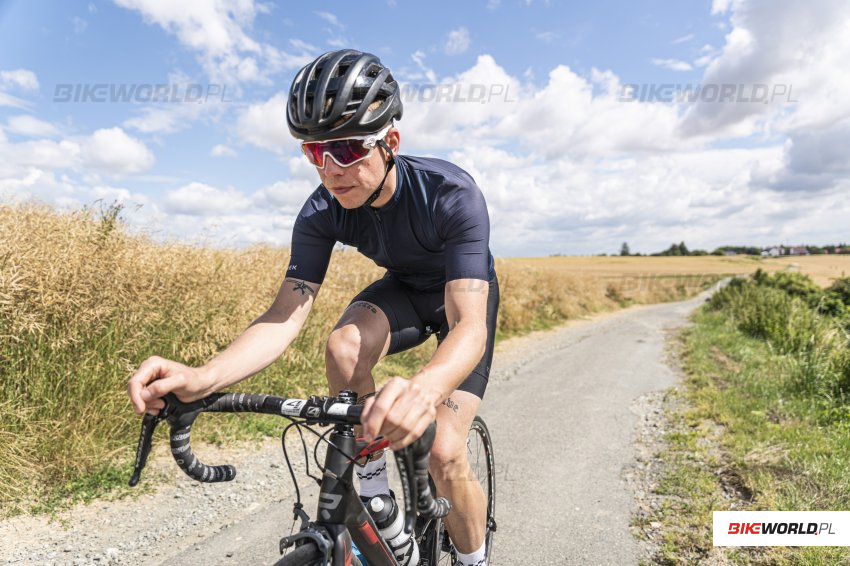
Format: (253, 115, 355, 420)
(286, 191, 336, 285)
(435, 177, 491, 283)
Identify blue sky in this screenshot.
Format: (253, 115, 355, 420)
(1, 0, 848, 255)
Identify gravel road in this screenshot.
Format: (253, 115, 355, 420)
(1, 286, 718, 566)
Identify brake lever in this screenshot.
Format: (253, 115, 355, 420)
(128, 412, 162, 487)
(128, 394, 181, 487)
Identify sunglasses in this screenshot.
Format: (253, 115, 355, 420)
(301, 125, 392, 169)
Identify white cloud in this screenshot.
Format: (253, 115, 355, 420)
(164, 181, 251, 215)
(0, 69, 39, 91)
(112, 0, 310, 85)
(0, 69, 39, 108)
(6, 115, 61, 138)
(80, 127, 155, 174)
(211, 144, 236, 157)
(236, 92, 292, 152)
(403, 50, 438, 84)
(400, 55, 687, 158)
(711, 0, 735, 14)
(316, 11, 344, 29)
(672, 33, 695, 44)
(651, 58, 694, 72)
(444, 27, 471, 55)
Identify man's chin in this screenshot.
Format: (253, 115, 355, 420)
(334, 196, 363, 209)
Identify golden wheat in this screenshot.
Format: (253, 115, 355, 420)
(0, 203, 721, 514)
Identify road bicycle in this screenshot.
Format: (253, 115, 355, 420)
(129, 389, 496, 565)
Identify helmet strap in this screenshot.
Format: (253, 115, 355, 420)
(363, 139, 395, 208)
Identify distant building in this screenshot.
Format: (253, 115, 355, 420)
(790, 246, 810, 256)
(767, 247, 781, 257)
(724, 251, 738, 256)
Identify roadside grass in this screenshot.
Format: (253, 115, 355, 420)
(642, 278, 850, 564)
(0, 203, 716, 517)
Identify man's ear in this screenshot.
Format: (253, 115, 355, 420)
(386, 128, 400, 153)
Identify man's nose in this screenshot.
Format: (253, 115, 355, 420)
(323, 155, 345, 175)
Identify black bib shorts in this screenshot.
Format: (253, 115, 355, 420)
(350, 274, 500, 399)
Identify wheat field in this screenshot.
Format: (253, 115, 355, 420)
(2, 203, 826, 515)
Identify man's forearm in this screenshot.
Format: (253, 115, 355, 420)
(411, 319, 486, 404)
(198, 309, 306, 393)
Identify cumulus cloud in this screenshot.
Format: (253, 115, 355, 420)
(80, 127, 156, 174)
(236, 92, 291, 152)
(680, 0, 850, 137)
(6, 115, 61, 138)
(0, 69, 39, 91)
(444, 27, 471, 55)
(164, 182, 251, 215)
(0, 69, 39, 109)
(112, 0, 313, 84)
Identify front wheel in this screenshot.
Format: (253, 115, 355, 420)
(273, 541, 323, 566)
(434, 415, 496, 565)
(273, 542, 362, 566)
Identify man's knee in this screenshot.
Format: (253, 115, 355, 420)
(325, 322, 384, 381)
(429, 430, 469, 483)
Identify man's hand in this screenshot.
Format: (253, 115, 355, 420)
(127, 356, 214, 416)
(360, 377, 440, 450)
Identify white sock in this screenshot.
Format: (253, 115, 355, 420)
(356, 452, 389, 498)
(455, 539, 486, 566)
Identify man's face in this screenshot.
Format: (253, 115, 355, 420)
(312, 129, 400, 209)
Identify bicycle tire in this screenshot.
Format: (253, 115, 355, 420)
(273, 541, 362, 566)
(434, 415, 496, 565)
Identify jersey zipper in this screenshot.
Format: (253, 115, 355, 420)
(371, 208, 393, 266)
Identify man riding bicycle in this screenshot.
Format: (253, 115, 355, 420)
(127, 49, 499, 566)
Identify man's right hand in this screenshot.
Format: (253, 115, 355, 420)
(127, 356, 215, 416)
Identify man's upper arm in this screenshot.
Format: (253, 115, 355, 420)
(444, 278, 489, 332)
(265, 277, 322, 326)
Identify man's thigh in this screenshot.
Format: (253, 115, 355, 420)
(349, 275, 433, 355)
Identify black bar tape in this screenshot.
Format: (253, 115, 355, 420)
(407, 422, 451, 520)
(170, 425, 236, 483)
(203, 392, 283, 416)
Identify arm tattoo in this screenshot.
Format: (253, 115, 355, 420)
(285, 278, 315, 296)
(442, 397, 460, 413)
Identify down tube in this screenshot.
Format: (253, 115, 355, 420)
(344, 489, 398, 565)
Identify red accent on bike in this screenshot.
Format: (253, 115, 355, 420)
(358, 520, 379, 544)
(356, 437, 391, 458)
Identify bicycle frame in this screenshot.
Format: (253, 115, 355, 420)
(129, 391, 449, 566)
(304, 427, 400, 566)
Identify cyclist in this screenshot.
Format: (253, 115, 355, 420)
(127, 49, 498, 566)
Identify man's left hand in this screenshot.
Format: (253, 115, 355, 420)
(360, 377, 440, 450)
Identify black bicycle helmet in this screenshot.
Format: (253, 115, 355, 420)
(287, 49, 403, 141)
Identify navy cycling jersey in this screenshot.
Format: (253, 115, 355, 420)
(287, 155, 495, 292)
